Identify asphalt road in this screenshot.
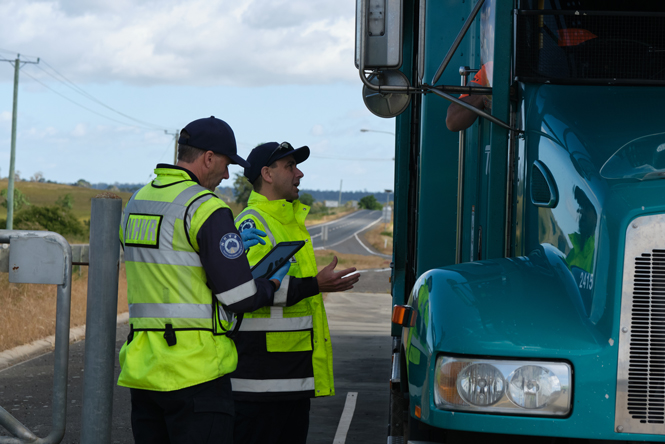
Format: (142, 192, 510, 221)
(309, 209, 390, 258)
(0, 278, 392, 444)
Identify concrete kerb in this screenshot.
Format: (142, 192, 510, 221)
(0, 312, 129, 372)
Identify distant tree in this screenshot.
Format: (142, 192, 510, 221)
(358, 195, 383, 210)
(233, 172, 253, 207)
(76, 179, 92, 188)
(300, 193, 314, 206)
(31, 171, 45, 182)
(0, 187, 30, 211)
(214, 187, 233, 203)
(55, 193, 74, 210)
(14, 205, 85, 237)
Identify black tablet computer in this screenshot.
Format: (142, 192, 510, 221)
(250, 241, 306, 279)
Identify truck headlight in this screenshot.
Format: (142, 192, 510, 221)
(434, 356, 571, 417)
(457, 363, 505, 406)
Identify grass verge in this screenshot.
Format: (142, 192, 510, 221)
(314, 249, 390, 272)
(362, 221, 393, 256)
(0, 264, 128, 353)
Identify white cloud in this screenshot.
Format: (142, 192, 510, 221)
(71, 123, 86, 137)
(0, 0, 357, 87)
(311, 124, 324, 136)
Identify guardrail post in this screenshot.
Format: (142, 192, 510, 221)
(0, 230, 72, 444)
(80, 196, 122, 444)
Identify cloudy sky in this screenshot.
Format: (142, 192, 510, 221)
(0, 0, 396, 192)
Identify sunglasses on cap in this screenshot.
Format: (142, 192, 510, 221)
(265, 142, 294, 166)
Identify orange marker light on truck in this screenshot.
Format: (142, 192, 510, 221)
(392, 305, 416, 327)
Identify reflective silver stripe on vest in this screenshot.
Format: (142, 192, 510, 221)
(270, 306, 283, 318)
(218, 306, 236, 324)
(122, 184, 214, 252)
(184, 194, 216, 235)
(172, 183, 210, 206)
(231, 377, 315, 393)
(215, 279, 258, 305)
(129, 303, 213, 319)
(124, 247, 201, 267)
(239, 315, 313, 331)
(235, 209, 276, 246)
(273, 275, 289, 306)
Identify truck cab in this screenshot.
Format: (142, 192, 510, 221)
(356, 1, 665, 442)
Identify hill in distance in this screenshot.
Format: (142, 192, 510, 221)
(88, 183, 392, 205)
(0, 179, 133, 221)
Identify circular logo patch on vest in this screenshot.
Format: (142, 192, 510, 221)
(238, 218, 256, 233)
(220, 233, 243, 259)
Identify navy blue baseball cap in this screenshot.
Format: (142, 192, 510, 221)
(244, 142, 310, 183)
(178, 116, 250, 168)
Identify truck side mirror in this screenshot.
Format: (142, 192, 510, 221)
(355, 0, 403, 69)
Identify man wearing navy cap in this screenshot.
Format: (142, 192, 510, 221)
(232, 141, 360, 444)
(118, 117, 291, 444)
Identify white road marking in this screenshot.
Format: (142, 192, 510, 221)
(341, 268, 391, 278)
(309, 210, 367, 231)
(325, 217, 382, 249)
(354, 232, 379, 256)
(333, 392, 358, 444)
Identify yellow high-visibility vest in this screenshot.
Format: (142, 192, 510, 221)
(232, 190, 334, 399)
(118, 167, 237, 392)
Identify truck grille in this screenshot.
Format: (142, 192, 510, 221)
(617, 215, 665, 435)
(630, 252, 665, 423)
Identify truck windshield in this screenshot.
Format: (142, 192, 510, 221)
(600, 133, 665, 181)
(516, 1, 665, 85)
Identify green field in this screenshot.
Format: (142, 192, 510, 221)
(0, 179, 134, 222)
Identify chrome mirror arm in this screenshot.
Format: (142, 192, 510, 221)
(425, 86, 521, 133)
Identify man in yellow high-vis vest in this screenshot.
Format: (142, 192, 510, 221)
(232, 141, 361, 444)
(118, 118, 293, 444)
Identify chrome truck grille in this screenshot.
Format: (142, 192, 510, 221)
(616, 214, 665, 435)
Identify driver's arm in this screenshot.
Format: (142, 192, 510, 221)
(446, 94, 485, 132)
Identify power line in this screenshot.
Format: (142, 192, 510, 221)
(20, 69, 162, 130)
(0, 49, 39, 60)
(158, 137, 177, 163)
(35, 61, 165, 130)
(1, 48, 170, 131)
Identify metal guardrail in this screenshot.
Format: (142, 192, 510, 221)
(1, 243, 123, 270)
(0, 230, 72, 444)
(0, 196, 122, 444)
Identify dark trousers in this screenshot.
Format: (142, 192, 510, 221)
(130, 376, 234, 444)
(234, 398, 310, 444)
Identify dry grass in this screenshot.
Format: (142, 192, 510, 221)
(363, 221, 394, 255)
(0, 249, 386, 352)
(0, 264, 128, 353)
(314, 249, 390, 272)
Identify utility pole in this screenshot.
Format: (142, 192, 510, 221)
(384, 189, 392, 230)
(165, 130, 179, 164)
(1, 54, 39, 229)
(338, 179, 343, 207)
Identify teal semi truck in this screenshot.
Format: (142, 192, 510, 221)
(355, 0, 665, 442)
